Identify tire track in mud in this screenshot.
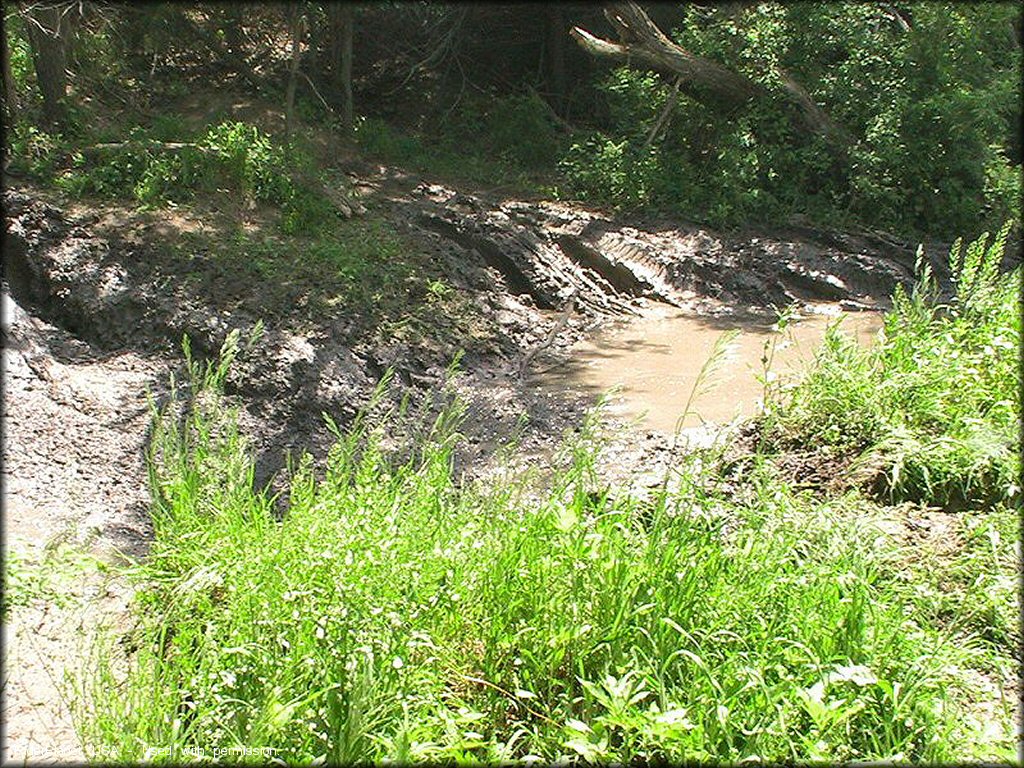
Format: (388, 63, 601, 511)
(399, 183, 946, 321)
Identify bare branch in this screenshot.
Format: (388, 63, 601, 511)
(569, 26, 628, 59)
(641, 77, 680, 152)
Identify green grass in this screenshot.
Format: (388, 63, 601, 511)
(169, 217, 494, 354)
(2, 545, 106, 618)
(763, 224, 1021, 509)
(72, 292, 1018, 762)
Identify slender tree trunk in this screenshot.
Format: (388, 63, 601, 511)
(641, 77, 680, 152)
(328, 3, 343, 75)
(305, 6, 319, 75)
(546, 4, 567, 113)
(119, 8, 148, 74)
(2, 23, 19, 126)
(23, 3, 70, 125)
(284, 8, 305, 137)
(222, 3, 244, 55)
(340, 5, 354, 132)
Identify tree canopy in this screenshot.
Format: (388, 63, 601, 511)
(3, 1, 1020, 238)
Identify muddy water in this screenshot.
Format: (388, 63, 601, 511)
(532, 303, 883, 433)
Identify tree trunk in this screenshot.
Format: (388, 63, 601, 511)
(545, 4, 567, 113)
(571, 3, 758, 108)
(2, 22, 19, 126)
(305, 5, 320, 74)
(284, 7, 305, 137)
(641, 78, 680, 152)
(339, 5, 354, 132)
(22, 3, 71, 125)
(118, 8, 149, 74)
(328, 3, 344, 76)
(222, 3, 244, 55)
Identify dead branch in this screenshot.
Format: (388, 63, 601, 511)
(572, 1, 851, 144)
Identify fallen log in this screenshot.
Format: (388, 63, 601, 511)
(78, 141, 211, 155)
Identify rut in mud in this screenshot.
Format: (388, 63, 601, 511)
(3, 176, 954, 546)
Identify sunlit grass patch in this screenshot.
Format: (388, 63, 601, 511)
(2, 545, 107, 617)
(73, 326, 1014, 762)
(764, 224, 1020, 509)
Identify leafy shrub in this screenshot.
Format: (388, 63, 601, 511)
(8, 124, 67, 177)
(279, 187, 338, 236)
(4, 18, 34, 96)
(447, 92, 563, 169)
(193, 121, 293, 203)
(40, 120, 340, 234)
(560, 133, 664, 208)
(983, 152, 1022, 225)
(353, 117, 427, 164)
(556, 4, 1020, 238)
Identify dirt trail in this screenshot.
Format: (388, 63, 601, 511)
(1, 175, 951, 762)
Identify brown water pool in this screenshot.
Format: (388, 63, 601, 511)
(530, 303, 883, 433)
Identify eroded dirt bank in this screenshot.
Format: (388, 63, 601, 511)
(2, 176, 954, 761)
(2, 172, 959, 553)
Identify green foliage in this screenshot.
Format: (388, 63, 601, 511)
(354, 97, 554, 191)
(22, 119, 340, 235)
(558, 62, 843, 225)
(353, 116, 427, 165)
(4, 17, 34, 96)
(444, 92, 564, 169)
(983, 151, 1022, 224)
(195, 121, 293, 203)
(560, 134, 665, 209)
(73, 328, 1012, 762)
(767, 225, 1021, 508)
(558, 3, 1021, 237)
(8, 124, 68, 177)
(559, 69, 689, 211)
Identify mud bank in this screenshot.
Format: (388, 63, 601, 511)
(2, 178, 955, 551)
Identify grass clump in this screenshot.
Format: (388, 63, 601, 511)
(199, 217, 490, 350)
(765, 224, 1020, 509)
(73, 328, 1009, 762)
(2, 545, 106, 617)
